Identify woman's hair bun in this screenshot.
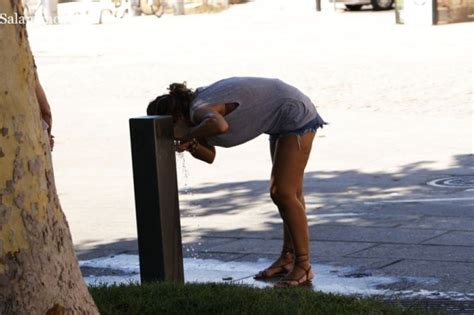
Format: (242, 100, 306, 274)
(168, 82, 190, 97)
(147, 81, 195, 118)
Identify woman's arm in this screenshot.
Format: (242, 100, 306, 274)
(174, 105, 229, 141)
(35, 76, 52, 133)
(190, 139, 216, 164)
(176, 138, 216, 164)
(35, 73, 55, 150)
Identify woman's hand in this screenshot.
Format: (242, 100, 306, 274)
(176, 138, 216, 164)
(175, 140, 192, 152)
(42, 112, 52, 135)
(41, 118, 54, 151)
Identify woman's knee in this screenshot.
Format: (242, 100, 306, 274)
(270, 185, 298, 206)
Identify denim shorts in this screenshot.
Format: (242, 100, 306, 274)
(269, 114, 327, 144)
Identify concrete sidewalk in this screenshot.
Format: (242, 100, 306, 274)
(27, 0, 473, 301)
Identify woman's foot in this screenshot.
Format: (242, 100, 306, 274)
(274, 257, 314, 288)
(254, 251, 294, 280)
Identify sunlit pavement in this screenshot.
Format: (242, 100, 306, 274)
(26, 0, 473, 303)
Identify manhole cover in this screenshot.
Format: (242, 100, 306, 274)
(427, 176, 474, 188)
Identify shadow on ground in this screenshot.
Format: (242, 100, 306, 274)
(77, 153, 472, 251)
(176, 153, 473, 216)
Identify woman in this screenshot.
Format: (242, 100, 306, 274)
(147, 77, 326, 287)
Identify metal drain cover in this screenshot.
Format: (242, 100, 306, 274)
(427, 176, 474, 188)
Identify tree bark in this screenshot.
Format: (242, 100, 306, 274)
(0, 1, 99, 314)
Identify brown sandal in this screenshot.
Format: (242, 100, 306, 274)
(273, 255, 314, 288)
(254, 250, 294, 280)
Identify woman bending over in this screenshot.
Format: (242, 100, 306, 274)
(147, 77, 326, 287)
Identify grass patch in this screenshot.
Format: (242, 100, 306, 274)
(90, 282, 423, 314)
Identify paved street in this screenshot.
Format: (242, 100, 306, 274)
(28, 0, 473, 299)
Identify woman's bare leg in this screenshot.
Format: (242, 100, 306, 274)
(254, 141, 295, 279)
(270, 141, 294, 254)
(270, 132, 315, 284)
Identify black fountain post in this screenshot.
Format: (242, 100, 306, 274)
(129, 116, 184, 283)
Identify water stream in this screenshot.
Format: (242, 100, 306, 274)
(176, 152, 199, 259)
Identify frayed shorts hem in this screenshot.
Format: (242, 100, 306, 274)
(268, 114, 327, 144)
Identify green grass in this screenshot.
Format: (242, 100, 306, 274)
(89, 282, 423, 315)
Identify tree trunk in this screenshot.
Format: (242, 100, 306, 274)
(0, 1, 99, 314)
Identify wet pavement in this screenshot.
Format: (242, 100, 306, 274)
(79, 254, 474, 301)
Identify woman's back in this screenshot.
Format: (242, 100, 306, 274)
(190, 77, 319, 147)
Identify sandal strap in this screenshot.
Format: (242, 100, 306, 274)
(294, 254, 310, 263)
(255, 258, 293, 279)
(261, 253, 294, 273)
(276, 265, 313, 286)
(292, 263, 312, 275)
(268, 260, 292, 271)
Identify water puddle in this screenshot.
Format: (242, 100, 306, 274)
(79, 254, 474, 301)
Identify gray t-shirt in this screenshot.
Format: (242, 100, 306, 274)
(190, 77, 319, 147)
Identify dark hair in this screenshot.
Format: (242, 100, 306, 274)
(147, 82, 196, 121)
